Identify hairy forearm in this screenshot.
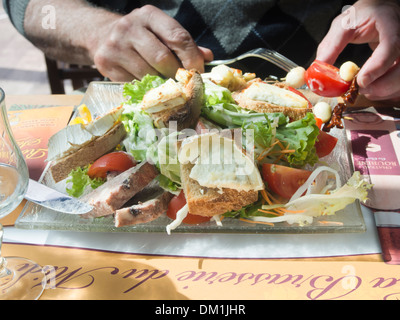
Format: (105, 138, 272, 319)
(24, 0, 121, 65)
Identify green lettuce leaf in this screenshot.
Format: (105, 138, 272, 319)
(243, 112, 319, 167)
(275, 112, 319, 167)
(157, 131, 181, 185)
(223, 200, 265, 219)
(121, 109, 158, 162)
(157, 174, 181, 194)
(121, 75, 166, 162)
(204, 80, 235, 105)
(202, 80, 287, 127)
(202, 102, 287, 128)
(123, 74, 166, 104)
(202, 79, 319, 167)
(282, 171, 371, 215)
(255, 171, 372, 226)
(66, 166, 105, 198)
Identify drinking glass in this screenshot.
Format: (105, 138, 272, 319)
(0, 88, 46, 300)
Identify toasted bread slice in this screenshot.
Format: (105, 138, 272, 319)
(232, 81, 312, 120)
(178, 132, 263, 217)
(180, 163, 258, 217)
(145, 69, 204, 131)
(49, 122, 126, 183)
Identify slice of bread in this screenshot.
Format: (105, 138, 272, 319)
(149, 69, 204, 131)
(49, 122, 126, 183)
(180, 162, 258, 217)
(232, 81, 312, 120)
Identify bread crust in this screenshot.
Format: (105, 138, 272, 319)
(151, 70, 204, 130)
(180, 163, 258, 217)
(49, 122, 126, 183)
(231, 82, 312, 120)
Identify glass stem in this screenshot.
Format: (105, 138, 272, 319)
(0, 223, 10, 278)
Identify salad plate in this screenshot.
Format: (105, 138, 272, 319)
(15, 81, 366, 234)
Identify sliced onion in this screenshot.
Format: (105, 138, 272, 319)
(166, 204, 189, 235)
(289, 166, 341, 202)
(212, 214, 223, 227)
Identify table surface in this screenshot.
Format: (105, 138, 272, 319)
(3, 93, 397, 301)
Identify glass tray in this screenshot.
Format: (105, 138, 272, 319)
(15, 82, 366, 234)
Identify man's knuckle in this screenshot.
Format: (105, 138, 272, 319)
(154, 49, 172, 65)
(93, 50, 109, 69)
(170, 29, 192, 46)
(135, 5, 157, 22)
(139, 4, 156, 14)
(114, 16, 131, 34)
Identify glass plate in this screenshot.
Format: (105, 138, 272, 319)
(15, 82, 366, 234)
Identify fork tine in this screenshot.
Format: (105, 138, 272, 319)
(257, 49, 298, 71)
(205, 48, 298, 72)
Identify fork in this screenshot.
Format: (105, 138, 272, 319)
(205, 48, 298, 72)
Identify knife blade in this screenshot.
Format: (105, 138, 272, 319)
(25, 179, 93, 214)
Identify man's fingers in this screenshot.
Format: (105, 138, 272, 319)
(199, 46, 214, 63)
(116, 49, 161, 80)
(357, 20, 400, 88)
(94, 5, 213, 80)
(359, 59, 400, 100)
(104, 65, 139, 82)
(94, 39, 160, 81)
(128, 26, 182, 79)
(140, 5, 206, 72)
(316, 15, 355, 64)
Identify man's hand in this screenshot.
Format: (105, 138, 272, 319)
(24, 1, 212, 81)
(317, 0, 400, 101)
(92, 5, 213, 81)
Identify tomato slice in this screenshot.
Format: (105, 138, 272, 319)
(166, 191, 211, 224)
(305, 60, 351, 97)
(261, 163, 312, 200)
(87, 151, 136, 179)
(315, 130, 338, 158)
(287, 86, 313, 109)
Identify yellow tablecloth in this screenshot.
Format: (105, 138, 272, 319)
(5, 242, 399, 300)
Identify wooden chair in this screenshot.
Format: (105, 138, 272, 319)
(45, 56, 104, 94)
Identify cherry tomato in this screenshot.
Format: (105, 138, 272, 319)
(261, 163, 312, 200)
(87, 151, 136, 179)
(315, 130, 338, 158)
(167, 191, 211, 224)
(305, 60, 351, 97)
